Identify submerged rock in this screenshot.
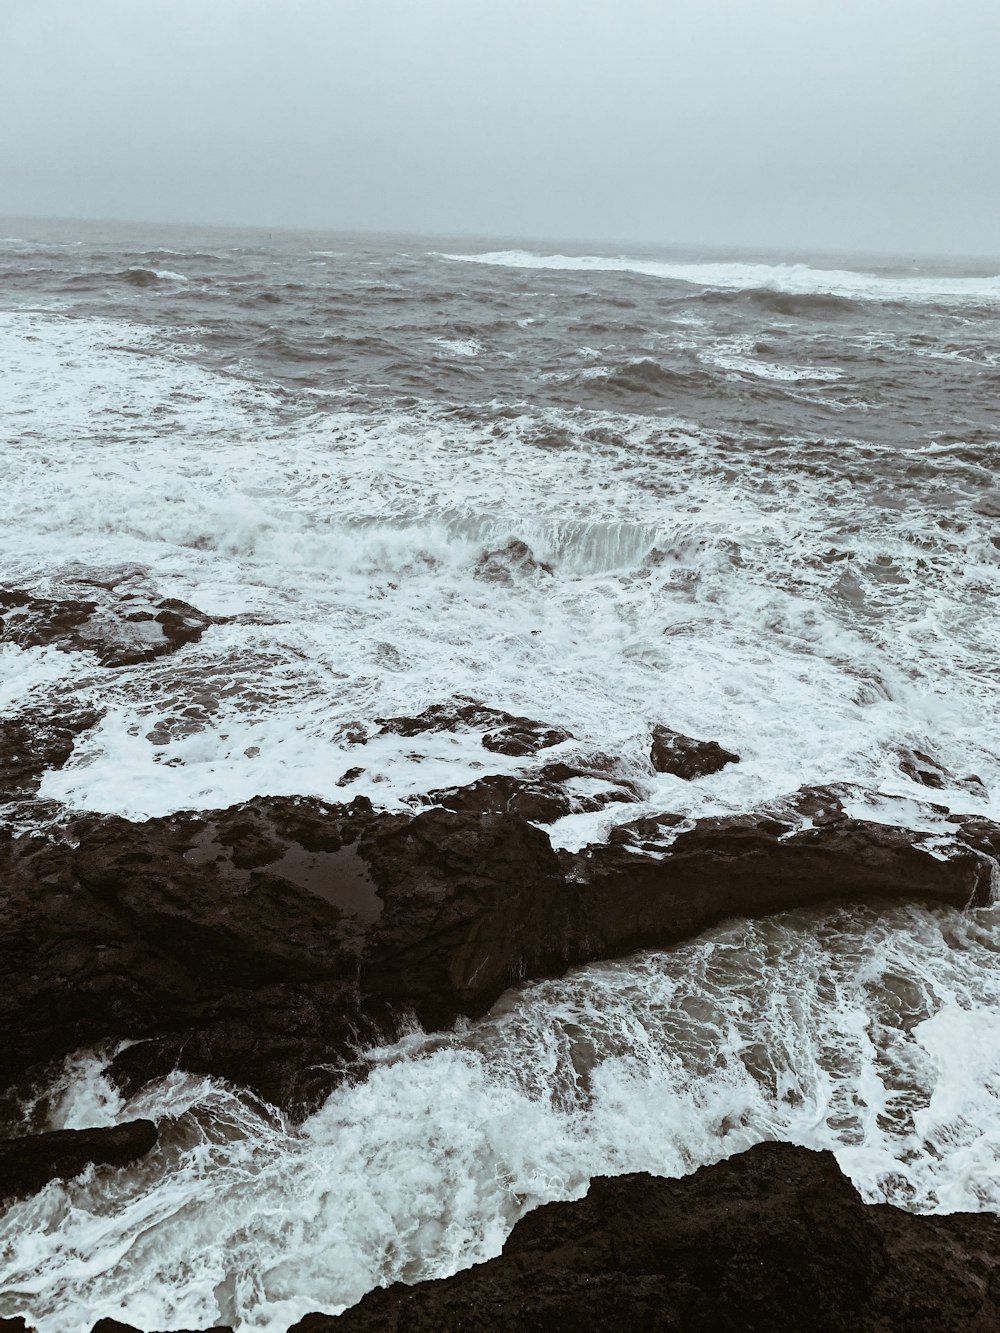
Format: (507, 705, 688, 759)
(649, 725, 739, 779)
(295, 1142, 1000, 1331)
(0, 1120, 157, 1202)
(898, 748, 988, 799)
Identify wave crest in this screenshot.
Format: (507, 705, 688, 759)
(440, 250, 1000, 305)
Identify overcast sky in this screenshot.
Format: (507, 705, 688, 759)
(1, 0, 997, 255)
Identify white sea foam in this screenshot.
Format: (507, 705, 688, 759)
(1, 899, 997, 1332)
(1, 309, 997, 833)
(440, 250, 1000, 304)
(432, 336, 482, 357)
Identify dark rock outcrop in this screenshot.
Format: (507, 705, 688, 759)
(0, 707, 100, 808)
(0, 785, 993, 1118)
(0, 1119, 157, 1202)
(481, 721, 571, 757)
(92, 1320, 230, 1333)
(293, 1142, 1000, 1332)
(375, 698, 572, 756)
(0, 585, 220, 667)
(0, 796, 402, 1114)
(565, 792, 993, 962)
(649, 725, 739, 779)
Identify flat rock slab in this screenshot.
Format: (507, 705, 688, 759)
(295, 1142, 1000, 1332)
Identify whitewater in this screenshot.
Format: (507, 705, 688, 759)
(1, 221, 999, 1330)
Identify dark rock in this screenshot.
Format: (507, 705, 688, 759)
(0, 1319, 34, 1332)
(425, 772, 635, 824)
(0, 1119, 157, 1201)
(481, 722, 571, 757)
(296, 1142, 1000, 1332)
(375, 698, 509, 739)
(0, 796, 398, 1116)
(570, 798, 991, 962)
(607, 809, 688, 850)
(91, 1320, 231, 1333)
(899, 749, 988, 799)
(376, 697, 572, 755)
(0, 786, 993, 1120)
(649, 726, 739, 779)
(0, 707, 100, 808)
(0, 585, 221, 667)
(336, 767, 365, 787)
(473, 539, 553, 585)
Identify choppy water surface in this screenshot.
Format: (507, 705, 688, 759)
(1, 220, 999, 1330)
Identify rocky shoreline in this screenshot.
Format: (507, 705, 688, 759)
(2, 769, 994, 1121)
(2, 1143, 998, 1331)
(2, 588, 998, 1330)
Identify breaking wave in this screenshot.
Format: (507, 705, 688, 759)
(441, 250, 1000, 305)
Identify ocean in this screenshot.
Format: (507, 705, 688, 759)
(1, 219, 998, 1330)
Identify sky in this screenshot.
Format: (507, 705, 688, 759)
(1, 0, 998, 255)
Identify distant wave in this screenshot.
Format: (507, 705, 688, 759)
(440, 250, 1000, 305)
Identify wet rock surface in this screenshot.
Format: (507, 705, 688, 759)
(374, 697, 572, 755)
(424, 769, 636, 823)
(0, 1120, 157, 1202)
(649, 725, 740, 779)
(0, 707, 101, 812)
(0, 584, 221, 668)
(295, 1142, 1000, 1332)
(91, 1321, 229, 1333)
(0, 780, 994, 1120)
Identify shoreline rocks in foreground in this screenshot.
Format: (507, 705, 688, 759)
(1, 767, 994, 1119)
(293, 1142, 1000, 1332)
(0, 700, 997, 1331)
